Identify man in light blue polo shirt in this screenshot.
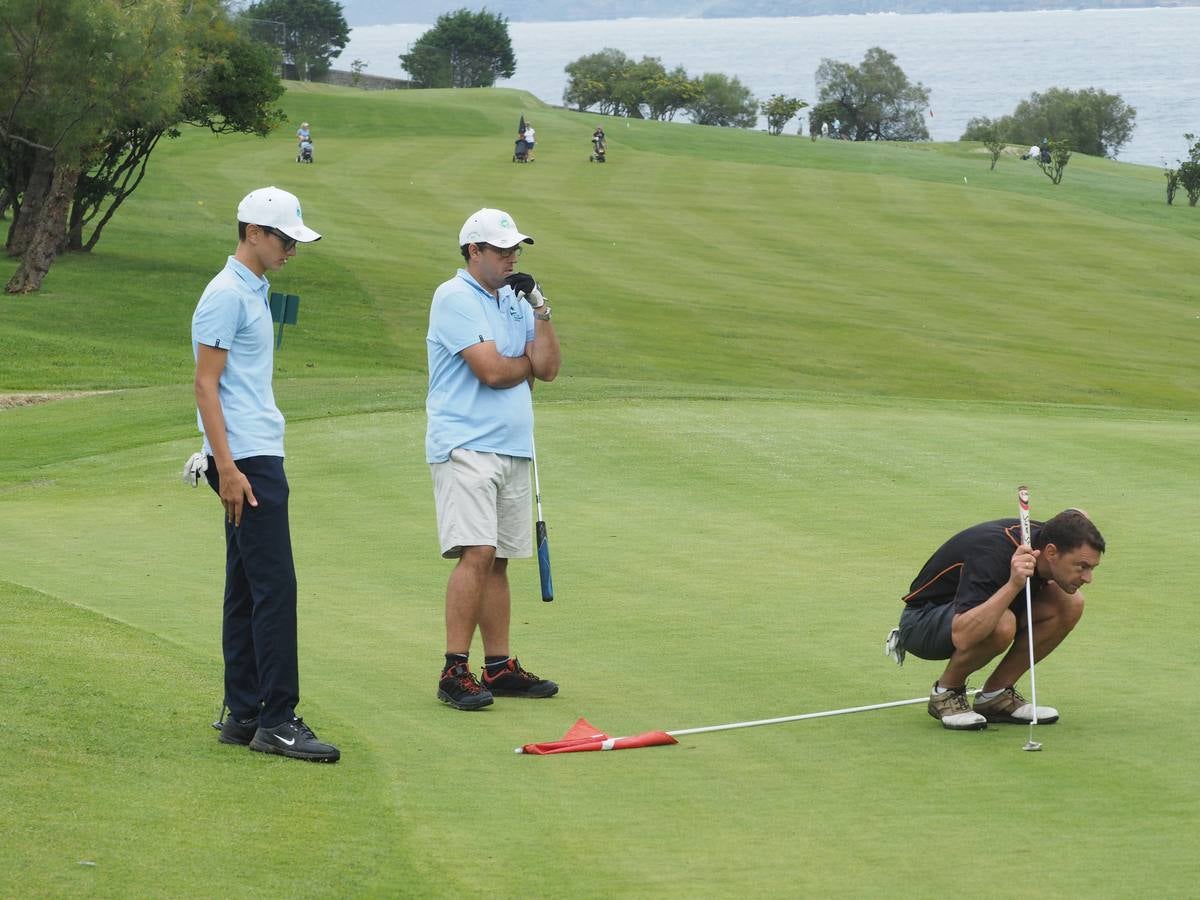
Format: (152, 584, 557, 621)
(427, 208, 562, 710)
(189, 186, 339, 762)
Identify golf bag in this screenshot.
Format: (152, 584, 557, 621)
(513, 139, 530, 163)
(589, 134, 606, 163)
(297, 140, 313, 164)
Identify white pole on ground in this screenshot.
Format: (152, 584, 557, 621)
(513, 692, 980, 752)
(665, 691, 981, 738)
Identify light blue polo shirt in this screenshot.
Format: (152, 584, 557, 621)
(191, 256, 285, 459)
(426, 269, 535, 464)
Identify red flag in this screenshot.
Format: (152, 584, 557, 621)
(518, 717, 677, 755)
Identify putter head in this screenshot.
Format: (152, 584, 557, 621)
(1022, 740, 1043, 752)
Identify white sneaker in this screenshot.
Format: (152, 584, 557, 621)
(928, 684, 987, 730)
(974, 686, 1059, 724)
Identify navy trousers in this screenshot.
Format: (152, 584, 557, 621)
(207, 455, 299, 728)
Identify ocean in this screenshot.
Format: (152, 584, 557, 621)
(343, 7, 1200, 166)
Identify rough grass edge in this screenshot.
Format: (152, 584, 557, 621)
(0, 390, 113, 409)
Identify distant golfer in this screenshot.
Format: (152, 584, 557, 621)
(522, 122, 536, 160)
(886, 509, 1105, 730)
(425, 208, 561, 710)
(189, 186, 339, 761)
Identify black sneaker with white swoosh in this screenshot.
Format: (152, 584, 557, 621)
(249, 717, 340, 762)
(216, 714, 258, 746)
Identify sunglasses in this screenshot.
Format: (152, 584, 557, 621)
(261, 226, 297, 251)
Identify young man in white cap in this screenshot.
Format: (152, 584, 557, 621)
(426, 208, 561, 710)
(190, 186, 339, 761)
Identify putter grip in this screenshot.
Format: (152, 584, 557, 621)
(536, 520, 553, 602)
(1017, 485, 1032, 545)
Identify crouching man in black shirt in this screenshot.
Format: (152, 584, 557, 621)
(888, 509, 1105, 731)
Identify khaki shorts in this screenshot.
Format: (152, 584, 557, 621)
(431, 449, 532, 559)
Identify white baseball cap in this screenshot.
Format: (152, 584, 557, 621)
(458, 208, 534, 248)
(237, 186, 321, 243)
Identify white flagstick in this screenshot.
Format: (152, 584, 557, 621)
(513, 692, 980, 752)
(665, 693, 978, 737)
(1017, 485, 1042, 751)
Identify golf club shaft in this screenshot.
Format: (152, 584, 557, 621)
(531, 435, 544, 521)
(1018, 486, 1040, 733)
(532, 435, 553, 602)
(665, 691, 980, 738)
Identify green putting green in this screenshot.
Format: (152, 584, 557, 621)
(1, 83, 1196, 897)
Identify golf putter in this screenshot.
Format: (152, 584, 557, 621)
(1017, 485, 1042, 752)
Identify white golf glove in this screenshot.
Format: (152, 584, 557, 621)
(884, 627, 905, 666)
(182, 451, 208, 487)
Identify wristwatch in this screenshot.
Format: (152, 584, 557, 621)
(533, 306, 552, 321)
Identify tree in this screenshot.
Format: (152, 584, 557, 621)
(65, 14, 285, 253)
(563, 48, 631, 115)
(643, 64, 699, 122)
(961, 88, 1136, 159)
(1177, 134, 1200, 207)
(688, 73, 757, 128)
(400, 8, 514, 89)
(761, 95, 808, 136)
(244, 0, 348, 81)
(563, 51, 752, 128)
(965, 117, 1007, 170)
(1037, 138, 1072, 185)
(1165, 167, 1179, 206)
(983, 135, 1006, 171)
(1, 0, 285, 293)
(608, 55, 665, 119)
(815, 48, 930, 142)
(563, 52, 696, 121)
(1, 0, 184, 294)
(808, 101, 840, 138)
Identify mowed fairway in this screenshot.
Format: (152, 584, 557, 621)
(1, 84, 1198, 897)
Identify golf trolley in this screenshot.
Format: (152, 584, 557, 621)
(589, 132, 606, 163)
(297, 140, 313, 164)
(513, 138, 531, 163)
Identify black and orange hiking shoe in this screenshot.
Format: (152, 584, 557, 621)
(438, 662, 494, 710)
(480, 657, 559, 699)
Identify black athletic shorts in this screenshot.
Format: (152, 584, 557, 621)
(898, 602, 956, 661)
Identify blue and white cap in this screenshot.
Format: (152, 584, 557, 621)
(458, 208, 533, 249)
(237, 186, 321, 243)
